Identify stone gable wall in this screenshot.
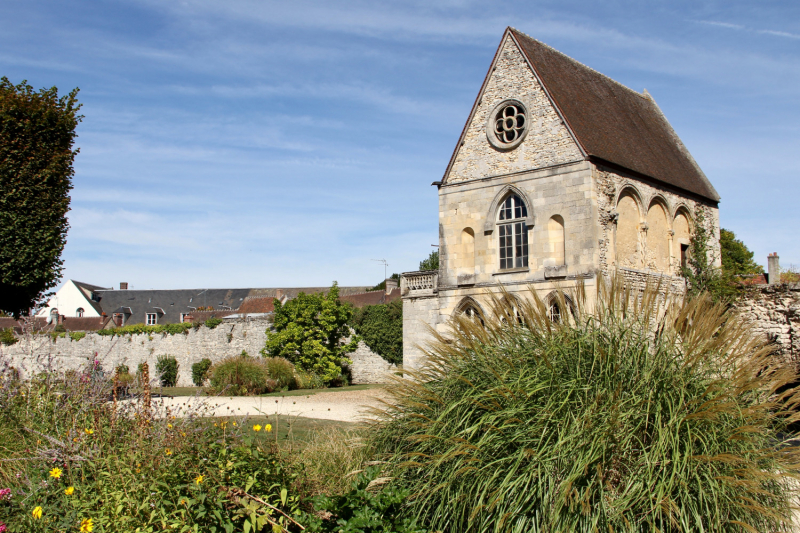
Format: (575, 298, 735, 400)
(1, 319, 395, 386)
(445, 35, 583, 184)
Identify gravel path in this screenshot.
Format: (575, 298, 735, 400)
(152, 388, 389, 423)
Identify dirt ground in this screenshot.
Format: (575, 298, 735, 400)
(153, 387, 389, 422)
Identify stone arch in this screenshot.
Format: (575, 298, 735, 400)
(455, 296, 485, 323)
(49, 308, 59, 324)
(646, 199, 670, 272)
(544, 290, 574, 324)
(483, 185, 535, 234)
(672, 206, 693, 271)
(615, 187, 644, 269)
(546, 215, 565, 267)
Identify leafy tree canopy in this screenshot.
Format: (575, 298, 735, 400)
(263, 283, 358, 384)
(419, 250, 439, 271)
(0, 77, 81, 317)
(350, 299, 403, 365)
(720, 228, 763, 276)
(682, 209, 740, 303)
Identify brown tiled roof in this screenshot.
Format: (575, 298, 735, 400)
(444, 28, 719, 202)
(509, 28, 720, 202)
(340, 288, 401, 308)
(62, 316, 113, 331)
(238, 297, 276, 314)
(0, 317, 21, 333)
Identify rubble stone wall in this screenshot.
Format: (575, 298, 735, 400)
(736, 284, 800, 364)
(1, 318, 394, 386)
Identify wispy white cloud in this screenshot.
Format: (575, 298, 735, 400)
(692, 19, 800, 40)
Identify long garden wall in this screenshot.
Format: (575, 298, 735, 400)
(0, 318, 396, 386)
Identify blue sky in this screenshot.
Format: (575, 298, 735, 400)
(1, 0, 798, 289)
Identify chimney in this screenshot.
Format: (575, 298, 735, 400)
(385, 278, 398, 295)
(768, 253, 781, 285)
(276, 289, 283, 300)
(120, 282, 128, 290)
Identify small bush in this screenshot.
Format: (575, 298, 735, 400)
(191, 358, 213, 386)
(294, 370, 326, 390)
(208, 356, 268, 395)
(53, 324, 66, 332)
(204, 317, 223, 329)
(155, 355, 179, 387)
(264, 357, 295, 390)
(349, 299, 402, 365)
(68, 331, 86, 342)
(300, 466, 427, 533)
(0, 327, 17, 346)
(96, 322, 194, 337)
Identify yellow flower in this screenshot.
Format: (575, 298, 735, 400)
(167, 423, 173, 429)
(265, 424, 272, 433)
(32, 506, 43, 519)
(220, 421, 227, 428)
(49, 467, 62, 478)
(80, 517, 94, 532)
(181, 432, 186, 437)
(73, 438, 78, 443)
(65, 486, 75, 496)
(232, 422, 237, 426)
(195, 474, 204, 485)
(84, 428, 94, 435)
(252, 424, 262, 432)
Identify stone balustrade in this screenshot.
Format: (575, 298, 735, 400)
(401, 270, 439, 298)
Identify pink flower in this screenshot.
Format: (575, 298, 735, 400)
(0, 520, 7, 532)
(0, 488, 11, 500)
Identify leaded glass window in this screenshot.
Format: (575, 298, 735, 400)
(498, 194, 529, 269)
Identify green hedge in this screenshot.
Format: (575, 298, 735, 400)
(96, 322, 194, 336)
(349, 299, 402, 365)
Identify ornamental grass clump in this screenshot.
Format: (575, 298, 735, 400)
(207, 356, 269, 395)
(371, 276, 800, 533)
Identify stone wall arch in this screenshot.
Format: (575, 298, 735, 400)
(545, 215, 566, 267)
(483, 184, 535, 233)
(455, 296, 485, 323)
(646, 199, 670, 272)
(615, 187, 644, 269)
(672, 207, 693, 272)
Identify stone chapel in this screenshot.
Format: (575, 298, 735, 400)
(400, 27, 721, 370)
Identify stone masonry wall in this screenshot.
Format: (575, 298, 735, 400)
(736, 284, 800, 365)
(1, 319, 395, 386)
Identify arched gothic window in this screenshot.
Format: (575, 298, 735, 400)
(498, 194, 529, 269)
(76, 307, 85, 317)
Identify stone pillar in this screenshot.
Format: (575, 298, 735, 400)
(768, 253, 781, 285)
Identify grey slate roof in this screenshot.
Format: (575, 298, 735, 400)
(72, 280, 111, 316)
(94, 288, 252, 325)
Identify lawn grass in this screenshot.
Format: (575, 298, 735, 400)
(158, 383, 382, 397)
(200, 414, 361, 445)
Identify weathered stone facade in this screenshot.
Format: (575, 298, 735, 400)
(401, 28, 721, 370)
(1, 319, 395, 386)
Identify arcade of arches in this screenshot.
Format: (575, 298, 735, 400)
(612, 189, 693, 275)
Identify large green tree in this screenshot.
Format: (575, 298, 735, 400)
(0, 78, 81, 317)
(419, 250, 439, 271)
(720, 228, 763, 276)
(263, 283, 358, 384)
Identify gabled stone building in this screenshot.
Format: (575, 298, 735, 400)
(401, 27, 721, 370)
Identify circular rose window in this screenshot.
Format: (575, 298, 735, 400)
(486, 99, 528, 150)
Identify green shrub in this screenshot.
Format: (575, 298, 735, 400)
(155, 355, 179, 387)
(300, 466, 427, 533)
(53, 323, 66, 333)
(294, 370, 326, 390)
(116, 364, 129, 374)
(96, 322, 194, 337)
(68, 331, 85, 341)
(208, 356, 269, 395)
(264, 357, 295, 390)
(191, 358, 213, 386)
(371, 280, 800, 533)
(0, 327, 17, 346)
(204, 317, 223, 329)
(350, 299, 402, 365)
